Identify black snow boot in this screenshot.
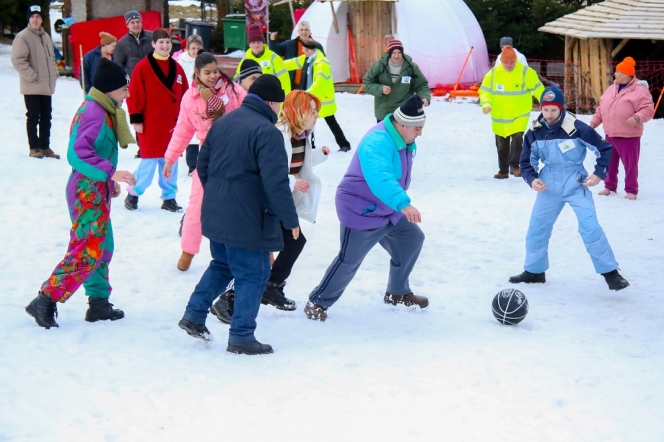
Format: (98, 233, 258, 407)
(25, 291, 59, 329)
(227, 340, 273, 355)
(85, 297, 125, 322)
(178, 319, 213, 342)
(261, 281, 297, 311)
(210, 289, 234, 324)
(509, 270, 546, 284)
(161, 199, 183, 213)
(602, 269, 630, 291)
(124, 194, 138, 211)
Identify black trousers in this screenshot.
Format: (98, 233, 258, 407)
(185, 144, 199, 174)
(324, 115, 350, 149)
(495, 132, 523, 174)
(24, 95, 52, 151)
(269, 224, 307, 284)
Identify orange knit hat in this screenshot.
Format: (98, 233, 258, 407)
(501, 45, 517, 63)
(616, 56, 636, 77)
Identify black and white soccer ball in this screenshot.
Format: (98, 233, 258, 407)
(492, 288, 528, 325)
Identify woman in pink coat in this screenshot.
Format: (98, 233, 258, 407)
(163, 53, 246, 271)
(590, 57, 654, 200)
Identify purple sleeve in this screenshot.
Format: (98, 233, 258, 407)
(68, 103, 116, 181)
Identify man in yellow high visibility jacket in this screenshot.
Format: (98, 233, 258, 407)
(285, 38, 351, 152)
(236, 24, 293, 94)
(479, 45, 543, 179)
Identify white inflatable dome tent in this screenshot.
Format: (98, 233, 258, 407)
(293, 0, 490, 86)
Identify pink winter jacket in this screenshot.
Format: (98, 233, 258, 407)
(590, 77, 654, 138)
(165, 79, 247, 164)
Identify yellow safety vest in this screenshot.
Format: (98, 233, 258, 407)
(237, 48, 292, 94)
(285, 50, 336, 117)
(479, 62, 544, 137)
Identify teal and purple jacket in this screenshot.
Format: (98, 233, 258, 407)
(67, 96, 118, 183)
(335, 115, 416, 230)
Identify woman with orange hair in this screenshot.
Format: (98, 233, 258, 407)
(210, 90, 330, 321)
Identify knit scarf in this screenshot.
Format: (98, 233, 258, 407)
(88, 87, 136, 149)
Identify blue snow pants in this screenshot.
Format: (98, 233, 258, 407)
(524, 186, 618, 274)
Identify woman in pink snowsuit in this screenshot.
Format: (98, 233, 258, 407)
(590, 56, 654, 200)
(163, 53, 246, 271)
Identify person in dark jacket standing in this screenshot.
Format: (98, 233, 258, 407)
(178, 75, 300, 355)
(114, 10, 153, 78)
(80, 32, 117, 93)
(268, 20, 324, 90)
(363, 40, 431, 123)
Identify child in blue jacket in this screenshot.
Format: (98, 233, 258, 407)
(509, 87, 629, 291)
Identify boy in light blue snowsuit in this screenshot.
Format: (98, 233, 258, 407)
(509, 87, 629, 291)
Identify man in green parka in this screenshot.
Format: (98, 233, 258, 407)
(363, 40, 431, 122)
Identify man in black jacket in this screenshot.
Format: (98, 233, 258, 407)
(269, 20, 324, 90)
(114, 10, 153, 77)
(178, 75, 300, 355)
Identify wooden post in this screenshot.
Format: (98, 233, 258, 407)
(288, 0, 296, 28)
(79, 45, 85, 98)
(330, 1, 339, 34)
(589, 38, 602, 105)
(611, 38, 629, 58)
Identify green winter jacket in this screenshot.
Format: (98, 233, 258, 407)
(363, 52, 431, 121)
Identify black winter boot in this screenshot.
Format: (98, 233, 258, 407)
(85, 297, 125, 322)
(124, 194, 138, 211)
(509, 270, 546, 284)
(261, 281, 297, 311)
(210, 289, 234, 324)
(25, 291, 59, 329)
(161, 199, 183, 213)
(227, 340, 273, 355)
(178, 319, 213, 342)
(602, 269, 630, 291)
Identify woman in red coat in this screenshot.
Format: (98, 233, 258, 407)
(125, 28, 189, 212)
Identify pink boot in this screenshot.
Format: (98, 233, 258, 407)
(624, 193, 637, 200)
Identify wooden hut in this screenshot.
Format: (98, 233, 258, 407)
(62, 0, 166, 23)
(539, 0, 664, 112)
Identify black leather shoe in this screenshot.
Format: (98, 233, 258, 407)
(227, 340, 273, 355)
(509, 271, 546, 284)
(85, 297, 124, 322)
(178, 319, 213, 342)
(261, 281, 296, 311)
(161, 199, 183, 212)
(25, 292, 59, 329)
(338, 145, 351, 152)
(124, 194, 138, 210)
(602, 269, 629, 291)
(210, 289, 234, 324)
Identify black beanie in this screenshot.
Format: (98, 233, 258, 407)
(248, 74, 285, 102)
(238, 59, 262, 81)
(93, 58, 130, 93)
(393, 95, 426, 127)
(27, 5, 44, 21)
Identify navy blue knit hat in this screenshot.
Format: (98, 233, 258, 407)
(94, 58, 130, 93)
(540, 86, 564, 111)
(394, 95, 426, 127)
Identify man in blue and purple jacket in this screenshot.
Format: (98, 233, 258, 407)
(304, 95, 429, 321)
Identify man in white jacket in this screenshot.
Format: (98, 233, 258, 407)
(495, 36, 528, 67)
(11, 5, 60, 159)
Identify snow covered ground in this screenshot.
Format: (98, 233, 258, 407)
(0, 43, 663, 441)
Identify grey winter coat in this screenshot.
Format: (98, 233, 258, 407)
(11, 26, 58, 96)
(114, 30, 153, 77)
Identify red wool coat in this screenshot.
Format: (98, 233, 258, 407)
(128, 53, 189, 158)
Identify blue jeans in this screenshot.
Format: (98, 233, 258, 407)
(182, 241, 270, 343)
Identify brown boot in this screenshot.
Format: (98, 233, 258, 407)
(177, 252, 194, 271)
(29, 149, 44, 159)
(510, 167, 521, 177)
(40, 148, 60, 159)
(494, 172, 509, 179)
(384, 291, 429, 308)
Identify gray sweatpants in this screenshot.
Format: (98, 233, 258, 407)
(309, 216, 425, 308)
